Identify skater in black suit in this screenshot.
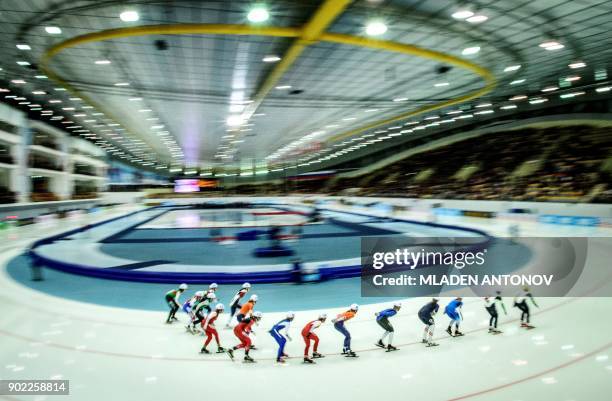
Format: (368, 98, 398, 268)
(514, 287, 538, 329)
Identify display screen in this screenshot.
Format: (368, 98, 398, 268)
(173, 179, 200, 193)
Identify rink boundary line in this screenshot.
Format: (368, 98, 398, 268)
(444, 340, 612, 401)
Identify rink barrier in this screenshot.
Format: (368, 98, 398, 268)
(28, 202, 492, 284)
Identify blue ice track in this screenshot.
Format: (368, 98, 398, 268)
(27, 204, 491, 283)
(6, 255, 393, 312)
(7, 238, 531, 312)
(11, 202, 532, 310)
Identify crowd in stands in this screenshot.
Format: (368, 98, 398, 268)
(324, 125, 612, 203)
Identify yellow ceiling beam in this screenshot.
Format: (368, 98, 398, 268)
(319, 33, 496, 144)
(241, 0, 353, 120)
(42, 24, 301, 61)
(38, 18, 497, 164)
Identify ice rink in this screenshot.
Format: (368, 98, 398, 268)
(1, 204, 612, 401)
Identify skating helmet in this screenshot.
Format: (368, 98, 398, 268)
(350, 303, 359, 311)
(319, 313, 327, 320)
(253, 311, 263, 319)
(393, 302, 402, 309)
(179, 283, 188, 290)
(286, 311, 295, 319)
(215, 303, 225, 311)
(209, 283, 218, 290)
(432, 297, 439, 302)
(242, 282, 251, 289)
(207, 292, 217, 300)
(195, 291, 205, 297)
(249, 294, 258, 302)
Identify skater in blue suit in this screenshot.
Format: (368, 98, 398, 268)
(375, 302, 401, 351)
(269, 312, 294, 363)
(444, 297, 464, 337)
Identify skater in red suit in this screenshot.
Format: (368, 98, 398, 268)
(200, 303, 226, 354)
(302, 313, 327, 363)
(228, 311, 262, 363)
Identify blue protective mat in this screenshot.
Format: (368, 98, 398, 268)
(8, 237, 531, 311)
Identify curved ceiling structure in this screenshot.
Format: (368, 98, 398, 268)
(0, 0, 610, 176)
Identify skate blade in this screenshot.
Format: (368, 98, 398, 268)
(374, 343, 385, 349)
(385, 348, 399, 352)
(426, 343, 439, 347)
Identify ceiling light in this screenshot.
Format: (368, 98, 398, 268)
(275, 85, 292, 90)
(503, 65, 521, 72)
(120, 10, 139, 22)
(509, 95, 527, 101)
(227, 115, 245, 127)
(560, 91, 584, 99)
(16, 61, 30, 66)
(510, 79, 525, 85)
(45, 26, 62, 34)
(129, 97, 142, 101)
(393, 97, 408, 102)
(229, 104, 244, 113)
(365, 109, 378, 113)
(564, 76, 580, 82)
(539, 41, 564, 50)
(365, 20, 387, 36)
(247, 6, 269, 23)
(500, 105, 517, 110)
(16, 44, 31, 50)
(32, 91, 46, 95)
(529, 98, 548, 104)
(475, 103, 492, 108)
(262, 55, 280, 63)
(451, 10, 474, 20)
(114, 82, 130, 86)
(434, 82, 449, 87)
(462, 46, 480, 55)
(35, 75, 47, 79)
(541, 86, 558, 92)
(95, 60, 111, 65)
(138, 109, 152, 112)
(568, 61, 586, 69)
(595, 86, 611, 93)
(11, 79, 26, 84)
(466, 15, 488, 23)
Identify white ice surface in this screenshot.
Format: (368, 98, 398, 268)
(1, 203, 612, 401)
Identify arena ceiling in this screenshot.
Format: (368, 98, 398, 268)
(0, 0, 611, 176)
